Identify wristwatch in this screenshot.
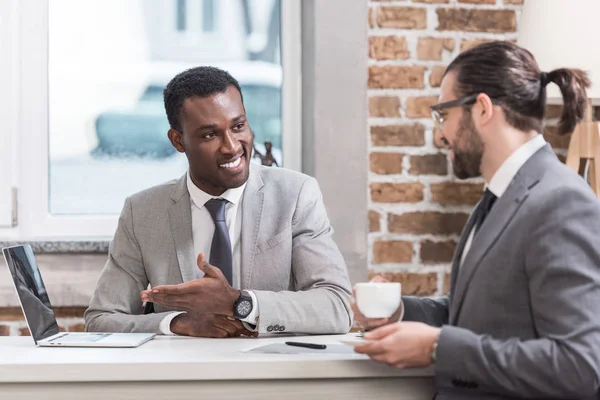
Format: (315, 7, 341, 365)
(233, 290, 253, 319)
(430, 339, 439, 363)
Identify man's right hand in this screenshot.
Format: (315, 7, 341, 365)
(351, 275, 403, 331)
(170, 313, 258, 338)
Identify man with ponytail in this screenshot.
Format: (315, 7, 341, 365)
(353, 41, 600, 399)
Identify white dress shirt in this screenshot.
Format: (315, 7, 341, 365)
(159, 172, 259, 335)
(398, 134, 548, 322)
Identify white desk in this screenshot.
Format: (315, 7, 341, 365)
(0, 334, 435, 400)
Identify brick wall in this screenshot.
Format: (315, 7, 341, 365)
(0, 307, 87, 337)
(367, 0, 527, 295)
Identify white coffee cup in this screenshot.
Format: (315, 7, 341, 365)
(355, 282, 401, 318)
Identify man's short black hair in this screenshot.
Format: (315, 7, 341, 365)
(163, 66, 243, 132)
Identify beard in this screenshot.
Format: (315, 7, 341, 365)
(452, 111, 484, 179)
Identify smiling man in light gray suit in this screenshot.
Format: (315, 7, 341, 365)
(84, 66, 352, 338)
(353, 41, 600, 399)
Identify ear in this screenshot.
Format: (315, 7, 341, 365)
(472, 93, 495, 128)
(168, 128, 185, 153)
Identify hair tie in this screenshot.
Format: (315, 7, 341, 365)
(540, 71, 550, 87)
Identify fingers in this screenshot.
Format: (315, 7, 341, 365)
(148, 282, 196, 295)
(350, 301, 390, 330)
(364, 322, 398, 340)
(213, 316, 243, 336)
(197, 253, 209, 270)
(142, 293, 191, 310)
(370, 275, 390, 283)
(197, 253, 227, 281)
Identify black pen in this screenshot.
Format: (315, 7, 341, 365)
(285, 341, 327, 350)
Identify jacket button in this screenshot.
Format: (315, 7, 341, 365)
(273, 325, 280, 331)
(267, 326, 273, 332)
(279, 326, 285, 331)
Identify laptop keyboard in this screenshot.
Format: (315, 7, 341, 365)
(48, 333, 112, 343)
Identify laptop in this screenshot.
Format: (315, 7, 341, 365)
(2, 244, 155, 347)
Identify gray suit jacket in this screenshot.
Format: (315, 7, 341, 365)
(403, 145, 600, 399)
(84, 164, 353, 335)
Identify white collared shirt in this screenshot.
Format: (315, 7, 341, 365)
(159, 172, 259, 335)
(459, 134, 548, 266)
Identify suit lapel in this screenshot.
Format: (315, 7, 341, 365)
(240, 164, 264, 289)
(168, 175, 196, 283)
(451, 170, 539, 323)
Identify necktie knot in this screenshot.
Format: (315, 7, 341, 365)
(481, 188, 497, 212)
(205, 198, 228, 222)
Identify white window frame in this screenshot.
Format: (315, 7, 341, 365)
(0, 0, 301, 241)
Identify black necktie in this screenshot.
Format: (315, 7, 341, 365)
(473, 189, 497, 235)
(204, 198, 233, 285)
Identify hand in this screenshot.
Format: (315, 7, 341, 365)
(141, 253, 239, 316)
(354, 321, 440, 368)
(171, 313, 258, 338)
(350, 275, 403, 331)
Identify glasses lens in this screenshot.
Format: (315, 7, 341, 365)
(431, 109, 443, 130)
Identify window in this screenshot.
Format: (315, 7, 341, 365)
(0, 0, 301, 240)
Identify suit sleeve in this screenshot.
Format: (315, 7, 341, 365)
(84, 197, 173, 333)
(252, 177, 353, 334)
(435, 187, 600, 398)
(402, 295, 449, 327)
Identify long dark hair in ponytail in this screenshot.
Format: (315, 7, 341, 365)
(445, 41, 590, 135)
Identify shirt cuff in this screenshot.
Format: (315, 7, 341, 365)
(159, 311, 186, 335)
(240, 290, 259, 331)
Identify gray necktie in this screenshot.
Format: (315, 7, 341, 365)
(204, 198, 233, 285)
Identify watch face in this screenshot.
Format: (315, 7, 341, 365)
(237, 300, 252, 317)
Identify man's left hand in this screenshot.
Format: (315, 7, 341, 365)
(354, 322, 440, 368)
(140, 253, 239, 316)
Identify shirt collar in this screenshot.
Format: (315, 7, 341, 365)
(487, 134, 547, 198)
(186, 171, 247, 209)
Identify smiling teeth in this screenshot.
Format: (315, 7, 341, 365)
(220, 157, 242, 169)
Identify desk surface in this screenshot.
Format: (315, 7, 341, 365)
(0, 333, 433, 383)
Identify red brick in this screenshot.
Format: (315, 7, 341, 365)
(19, 327, 30, 336)
(410, 154, 448, 175)
(406, 96, 438, 118)
(388, 212, 469, 235)
(68, 323, 85, 332)
(371, 183, 424, 203)
(430, 182, 484, 206)
(373, 241, 413, 263)
(443, 273, 451, 293)
(420, 240, 456, 264)
(458, 0, 495, 3)
(0, 325, 10, 336)
(460, 38, 494, 52)
(377, 7, 427, 29)
(368, 272, 438, 296)
(369, 96, 401, 118)
(370, 153, 403, 174)
(369, 36, 409, 60)
(437, 9, 516, 33)
(369, 66, 426, 89)
(429, 66, 446, 87)
(417, 38, 455, 61)
(369, 210, 381, 232)
(371, 124, 426, 147)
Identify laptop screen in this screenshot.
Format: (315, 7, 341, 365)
(2, 245, 60, 343)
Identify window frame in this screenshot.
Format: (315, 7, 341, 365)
(0, 0, 302, 241)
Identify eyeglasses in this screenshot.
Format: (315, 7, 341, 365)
(430, 94, 501, 130)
